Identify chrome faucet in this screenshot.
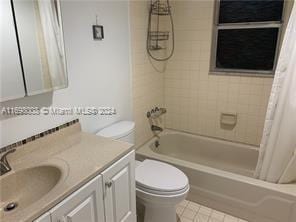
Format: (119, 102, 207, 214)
(0, 149, 16, 176)
(151, 125, 163, 132)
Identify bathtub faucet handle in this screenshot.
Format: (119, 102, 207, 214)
(159, 107, 166, 114)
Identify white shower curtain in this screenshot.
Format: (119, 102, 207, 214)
(254, 4, 296, 184)
(38, 0, 66, 88)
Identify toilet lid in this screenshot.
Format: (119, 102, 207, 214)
(136, 160, 188, 193)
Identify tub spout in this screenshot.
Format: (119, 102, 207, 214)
(151, 125, 163, 132)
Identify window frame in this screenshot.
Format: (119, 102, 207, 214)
(210, 0, 285, 77)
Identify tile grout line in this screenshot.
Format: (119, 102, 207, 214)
(177, 200, 248, 222)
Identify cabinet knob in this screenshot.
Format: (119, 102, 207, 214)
(105, 181, 113, 188)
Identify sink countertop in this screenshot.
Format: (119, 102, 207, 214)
(0, 122, 134, 222)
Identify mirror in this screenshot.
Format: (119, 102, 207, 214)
(13, 0, 68, 96)
(0, 0, 26, 102)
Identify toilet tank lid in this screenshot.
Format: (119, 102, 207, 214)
(96, 121, 135, 139)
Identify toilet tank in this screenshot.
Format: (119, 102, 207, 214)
(96, 121, 135, 144)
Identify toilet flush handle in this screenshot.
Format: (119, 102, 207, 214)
(105, 181, 113, 188)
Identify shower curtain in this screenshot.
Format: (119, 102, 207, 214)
(38, 0, 66, 88)
(254, 4, 296, 184)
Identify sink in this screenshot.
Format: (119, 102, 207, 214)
(0, 165, 61, 215)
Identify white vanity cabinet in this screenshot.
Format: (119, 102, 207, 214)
(102, 150, 136, 222)
(50, 175, 105, 222)
(34, 151, 136, 222)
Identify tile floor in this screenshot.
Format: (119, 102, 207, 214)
(177, 200, 248, 222)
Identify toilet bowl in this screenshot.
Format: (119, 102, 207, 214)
(96, 121, 189, 222)
(136, 159, 189, 222)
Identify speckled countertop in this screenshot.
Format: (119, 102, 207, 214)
(0, 122, 134, 222)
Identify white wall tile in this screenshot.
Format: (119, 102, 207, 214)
(161, 0, 276, 145)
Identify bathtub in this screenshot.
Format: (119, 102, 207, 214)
(136, 130, 296, 222)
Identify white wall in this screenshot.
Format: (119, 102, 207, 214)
(0, 0, 132, 148)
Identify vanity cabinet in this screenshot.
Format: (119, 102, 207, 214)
(34, 151, 136, 222)
(50, 175, 105, 222)
(102, 150, 136, 222)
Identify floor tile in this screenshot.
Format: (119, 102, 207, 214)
(177, 206, 185, 216)
(187, 201, 201, 211)
(224, 214, 239, 222)
(238, 219, 248, 222)
(175, 199, 248, 222)
(211, 210, 225, 221)
(198, 206, 212, 216)
(180, 216, 195, 222)
(136, 199, 248, 222)
(179, 199, 190, 207)
(208, 218, 223, 222)
(195, 212, 210, 222)
(182, 208, 197, 220)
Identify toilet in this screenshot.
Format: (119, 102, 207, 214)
(135, 159, 189, 222)
(96, 121, 135, 143)
(97, 121, 189, 222)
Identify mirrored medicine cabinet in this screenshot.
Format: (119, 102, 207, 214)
(0, 0, 68, 102)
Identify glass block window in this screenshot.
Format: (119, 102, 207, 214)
(211, 0, 284, 76)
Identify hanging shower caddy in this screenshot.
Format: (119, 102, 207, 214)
(147, 0, 174, 58)
(151, 0, 170, 15)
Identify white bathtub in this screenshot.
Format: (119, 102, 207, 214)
(136, 130, 296, 222)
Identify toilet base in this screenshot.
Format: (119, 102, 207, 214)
(144, 205, 177, 222)
(136, 181, 189, 222)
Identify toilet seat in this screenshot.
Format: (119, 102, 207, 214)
(137, 183, 189, 196)
(136, 160, 189, 195)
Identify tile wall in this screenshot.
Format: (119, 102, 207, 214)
(130, 0, 293, 146)
(164, 0, 276, 145)
(130, 0, 165, 147)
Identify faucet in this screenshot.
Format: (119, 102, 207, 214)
(0, 149, 16, 176)
(151, 125, 163, 132)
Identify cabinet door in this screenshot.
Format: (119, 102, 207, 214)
(34, 212, 51, 222)
(0, 0, 26, 102)
(50, 175, 105, 222)
(102, 151, 136, 222)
